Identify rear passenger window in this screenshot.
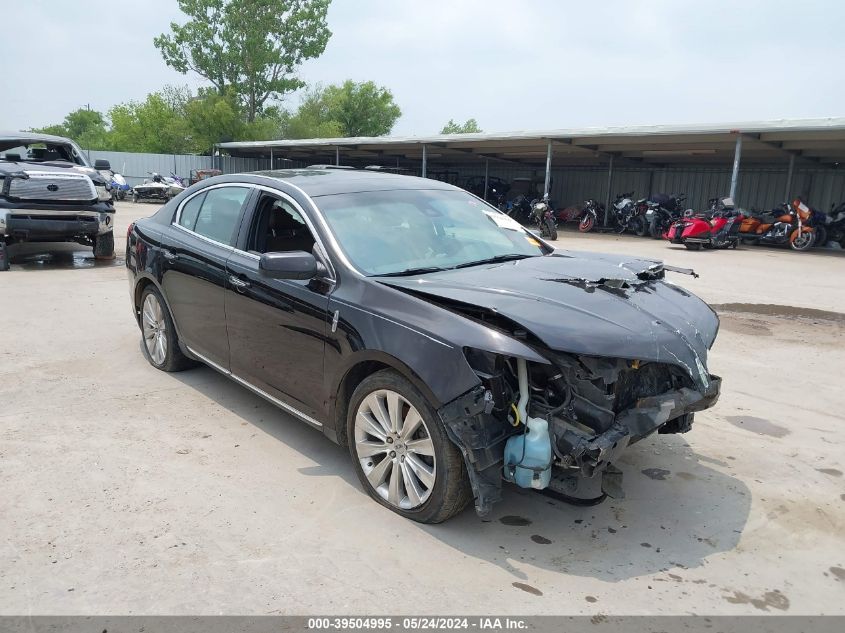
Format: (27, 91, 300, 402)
(178, 192, 206, 231)
(187, 186, 250, 245)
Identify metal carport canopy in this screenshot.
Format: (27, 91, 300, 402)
(217, 118, 845, 168)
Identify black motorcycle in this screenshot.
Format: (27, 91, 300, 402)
(825, 201, 845, 248)
(611, 192, 648, 235)
(647, 193, 687, 239)
(529, 195, 558, 240)
(505, 194, 533, 224)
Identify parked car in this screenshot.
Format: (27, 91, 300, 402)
(126, 168, 721, 523)
(188, 168, 222, 186)
(0, 131, 116, 269)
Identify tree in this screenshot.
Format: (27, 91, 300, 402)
(282, 81, 400, 139)
(154, 0, 332, 122)
(108, 90, 192, 154)
(440, 118, 482, 134)
(184, 88, 244, 152)
(32, 107, 111, 150)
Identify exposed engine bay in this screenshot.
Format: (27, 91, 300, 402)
(440, 348, 720, 517)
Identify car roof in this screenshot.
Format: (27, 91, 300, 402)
(249, 167, 457, 197)
(0, 131, 75, 145)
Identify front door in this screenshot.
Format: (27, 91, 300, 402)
(161, 185, 252, 369)
(225, 190, 332, 420)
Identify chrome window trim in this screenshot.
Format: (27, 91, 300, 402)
(173, 181, 337, 282)
(172, 182, 253, 248)
(185, 345, 323, 429)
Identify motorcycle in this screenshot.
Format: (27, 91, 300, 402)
(529, 195, 558, 240)
(647, 192, 687, 239)
(505, 194, 533, 224)
(739, 199, 815, 251)
(611, 192, 648, 235)
(824, 201, 845, 248)
(664, 197, 743, 250)
(554, 199, 604, 232)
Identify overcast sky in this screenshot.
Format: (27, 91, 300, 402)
(3, 0, 843, 135)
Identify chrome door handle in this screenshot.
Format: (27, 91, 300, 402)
(161, 248, 178, 261)
(228, 275, 251, 291)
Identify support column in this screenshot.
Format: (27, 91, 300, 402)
(421, 144, 427, 178)
(335, 146, 340, 166)
(543, 140, 553, 198)
(784, 154, 795, 203)
(729, 134, 743, 201)
(603, 154, 614, 227)
(270, 147, 274, 170)
(483, 158, 489, 201)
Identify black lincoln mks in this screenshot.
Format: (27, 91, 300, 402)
(126, 168, 721, 523)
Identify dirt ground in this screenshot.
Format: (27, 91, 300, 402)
(1, 202, 843, 615)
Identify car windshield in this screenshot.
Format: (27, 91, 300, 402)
(0, 140, 89, 166)
(316, 188, 549, 276)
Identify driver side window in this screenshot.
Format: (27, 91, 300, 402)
(249, 193, 316, 254)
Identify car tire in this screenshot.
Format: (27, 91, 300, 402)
(347, 369, 471, 524)
(139, 285, 196, 372)
(93, 231, 115, 260)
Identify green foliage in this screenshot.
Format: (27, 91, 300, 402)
(283, 81, 401, 139)
(154, 0, 332, 121)
(108, 91, 193, 154)
(440, 118, 483, 134)
(32, 108, 111, 150)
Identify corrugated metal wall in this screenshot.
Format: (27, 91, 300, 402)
(430, 162, 845, 212)
(87, 150, 271, 187)
(89, 149, 845, 212)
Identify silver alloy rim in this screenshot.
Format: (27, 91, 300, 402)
(142, 294, 168, 366)
(354, 389, 436, 510)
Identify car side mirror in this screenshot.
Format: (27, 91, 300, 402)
(259, 251, 317, 280)
(94, 159, 111, 171)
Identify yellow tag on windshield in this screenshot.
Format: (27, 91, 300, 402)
(525, 237, 541, 246)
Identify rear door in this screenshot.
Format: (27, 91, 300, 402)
(224, 187, 333, 422)
(161, 184, 253, 369)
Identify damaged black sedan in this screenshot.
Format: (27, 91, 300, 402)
(126, 168, 720, 523)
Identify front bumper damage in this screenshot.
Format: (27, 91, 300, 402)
(439, 374, 721, 518)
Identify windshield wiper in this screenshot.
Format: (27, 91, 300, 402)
(451, 254, 532, 269)
(376, 266, 447, 277)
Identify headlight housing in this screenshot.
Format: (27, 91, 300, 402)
(95, 185, 111, 202)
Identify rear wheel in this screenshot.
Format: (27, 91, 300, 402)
(0, 240, 9, 271)
(139, 286, 195, 372)
(684, 242, 702, 251)
(813, 225, 828, 247)
(347, 370, 471, 523)
(545, 217, 558, 241)
(93, 231, 115, 260)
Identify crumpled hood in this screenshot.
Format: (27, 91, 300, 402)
(380, 251, 719, 389)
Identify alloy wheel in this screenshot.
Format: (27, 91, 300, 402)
(353, 389, 436, 510)
(142, 293, 168, 366)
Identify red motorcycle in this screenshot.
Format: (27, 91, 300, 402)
(664, 197, 743, 250)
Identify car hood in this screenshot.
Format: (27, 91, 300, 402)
(379, 251, 719, 389)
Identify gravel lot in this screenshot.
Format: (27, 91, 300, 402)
(1, 201, 844, 615)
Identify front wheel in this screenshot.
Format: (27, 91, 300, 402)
(684, 242, 702, 251)
(649, 216, 664, 239)
(579, 213, 595, 233)
(790, 230, 815, 251)
(545, 217, 558, 241)
(347, 370, 471, 523)
(93, 231, 115, 260)
(632, 216, 647, 237)
(813, 225, 828, 247)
